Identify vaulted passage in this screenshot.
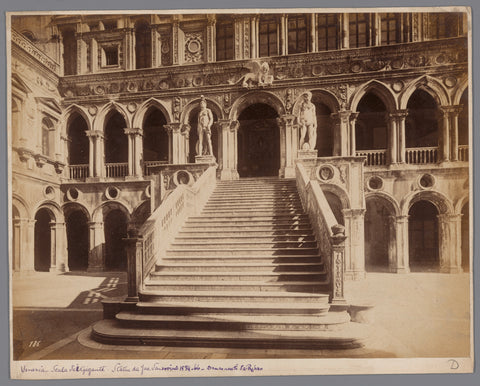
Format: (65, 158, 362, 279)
(104, 209, 128, 271)
(34, 208, 53, 272)
(66, 210, 89, 271)
(237, 103, 280, 177)
(408, 201, 439, 271)
(365, 199, 391, 271)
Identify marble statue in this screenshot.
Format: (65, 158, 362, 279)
(240, 61, 274, 88)
(196, 96, 214, 156)
(298, 91, 317, 150)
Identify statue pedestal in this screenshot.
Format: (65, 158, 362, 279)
(195, 155, 216, 165)
(298, 149, 318, 159)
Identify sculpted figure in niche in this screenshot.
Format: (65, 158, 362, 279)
(298, 91, 317, 150)
(196, 96, 214, 156)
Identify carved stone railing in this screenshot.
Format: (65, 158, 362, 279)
(355, 149, 387, 166)
(143, 160, 168, 176)
(296, 162, 346, 305)
(11, 29, 61, 74)
(106, 162, 129, 178)
(405, 147, 438, 164)
(68, 164, 89, 180)
(458, 145, 468, 162)
(125, 165, 217, 300)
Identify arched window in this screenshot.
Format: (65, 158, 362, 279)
(41, 117, 54, 157)
(317, 14, 339, 51)
(61, 28, 77, 76)
(349, 13, 374, 48)
(143, 107, 169, 162)
(288, 15, 309, 54)
(216, 18, 234, 61)
(259, 16, 279, 57)
(406, 90, 439, 148)
(135, 20, 151, 69)
(356, 92, 388, 150)
(67, 113, 89, 165)
(104, 111, 128, 164)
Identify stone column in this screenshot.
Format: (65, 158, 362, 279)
(277, 114, 298, 178)
(76, 36, 88, 75)
(449, 105, 463, 162)
(438, 214, 463, 273)
(86, 130, 105, 178)
(391, 215, 410, 273)
(438, 106, 451, 162)
(310, 13, 317, 52)
(88, 222, 105, 272)
(90, 38, 98, 73)
(343, 208, 365, 280)
(85, 130, 95, 178)
(388, 109, 408, 164)
(50, 222, 68, 272)
(280, 14, 287, 55)
(124, 235, 143, 302)
(250, 15, 259, 58)
(217, 120, 240, 180)
(165, 123, 189, 164)
(151, 27, 161, 67)
(206, 15, 216, 62)
(124, 28, 135, 70)
(124, 128, 143, 178)
(331, 110, 350, 157)
(349, 112, 359, 156)
(341, 13, 349, 49)
(13, 218, 32, 272)
(25, 220, 36, 272)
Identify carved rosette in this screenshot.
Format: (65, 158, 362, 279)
(184, 32, 204, 63)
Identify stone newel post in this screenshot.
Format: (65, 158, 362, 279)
(124, 230, 143, 303)
(330, 224, 347, 305)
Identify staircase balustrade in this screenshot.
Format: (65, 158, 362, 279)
(125, 166, 217, 300)
(296, 163, 347, 305)
(144, 160, 168, 176)
(106, 162, 128, 178)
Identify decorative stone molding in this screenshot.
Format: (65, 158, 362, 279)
(34, 154, 48, 168)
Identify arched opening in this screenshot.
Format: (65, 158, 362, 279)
(132, 201, 151, 229)
(105, 111, 128, 163)
(314, 101, 333, 156)
(104, 209, 128, 271)
(406, 90, 439, 148)
(458, 88, 468, 146)
(61, 28, 77, 76)
(34, 208, 53, 272)
(355, 92, 388, 151)
(66, 210, 89, 271)
(323, 191, 344, 225)
(12, 205, 20, 271)
(408, 200, 439, 271)
(135, 20, 151, 69)
(237, 103, 280, 177)
(461, 202, 469, 272)
(365, 198, 392, 271)
(143, 107, 169, 162)
(67, 113, 89, 165)
(188, 106, 219, 163)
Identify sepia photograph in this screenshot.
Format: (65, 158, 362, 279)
(7, 6, 473, 379)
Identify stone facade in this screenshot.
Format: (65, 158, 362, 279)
(9, 11, 470, 277)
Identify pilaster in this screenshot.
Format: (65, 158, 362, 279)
(343, 208, 366, 280)
(50, 222, 68, 272)
(165, 123, 189, 164)
(438, 214, 463, 273)
(206, 15, 216, 62)
(391, 215, 410, 273)
(88, 222, 105, 272)
(217, 120, 240, 180)
(277, 114, 298, 178)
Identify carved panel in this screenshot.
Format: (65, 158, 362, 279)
(184, 32, 204, 63)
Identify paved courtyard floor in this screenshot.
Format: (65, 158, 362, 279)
(11, 270, 471, 361)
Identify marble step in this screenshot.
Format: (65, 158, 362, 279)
(180, 224, 313, 232)
(148, 271, 326, 281)
(160, 255, 323, 264)
(183, 220, 311, 227)
(169, 240, 318, 249)
(154, 262, 324, 272)
(115, 311, 350, 331)
(165, 247, 320, 257)
(177, 230, 314, 237)
(142, 281, 326, 292)
(173, 234, 316, 242)
(91, 319, 368, 349)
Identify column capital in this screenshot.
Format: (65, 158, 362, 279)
(88, 221, 104, 229)
(389, 109, 409, 120)
(342, 208, 366, 218)
(437, 213, 462, 222)
(206, 14, 217, 26)
(124, 127, 143, 136)
(438, 105, 463, 118)
(165, 122, 182, 133)
(217, 119, 240, 132)
(276, 114, 296, 127)
(85, 130, 104, 139)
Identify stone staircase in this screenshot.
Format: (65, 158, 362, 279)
(92, 178, 367, 349)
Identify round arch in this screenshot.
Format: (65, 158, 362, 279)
(292, 89, 340, 116)
(454, 194, 470, 215)
(365, 191, 400, 217)
(452, 77, 469, 106)
(132, 98, 172, 128)
(399, 76, 450, 109)
(12, 194, 30, 219)
(33, 200, 64, 223)
(401, 190, 454, 216)
(181, 97, 224, 124)
(94, 101, 132, 131)
(62, 202, 92, 222)
(349, 80, 397, 112)
(320, 183, 351, 210)
(229, 91, 285, 121)
(92, 200, 132, 223)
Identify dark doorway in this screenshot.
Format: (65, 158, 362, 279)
(66, 210, 89, 271)
(143, 107, 169, 162)
(188, 107, 219, 163)
(365, 199, 391, 271)
(34, 209, 52, 272)
(408, 201, 439, 270)
(314, 102, 333, 156)
(104, 209, 128, 271)
(105, 111, 128, 163)
(356, 92, 388, 150)
(67, 113, 89, 165)
(237, 103, 280, 177)
(461, 203, 469, 272)
(406, 90, 439, 148)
